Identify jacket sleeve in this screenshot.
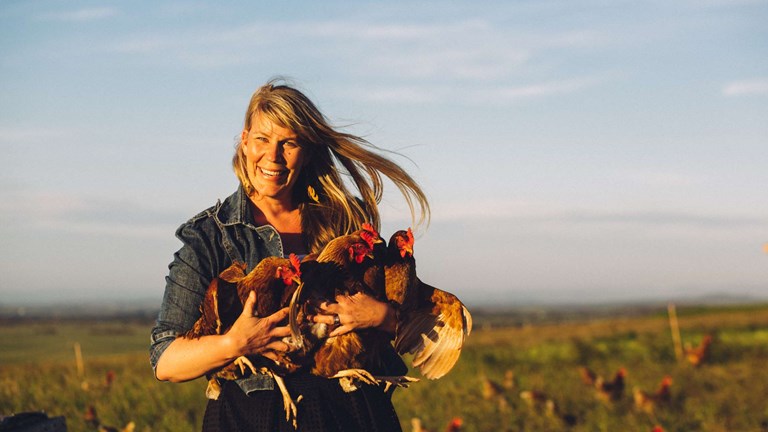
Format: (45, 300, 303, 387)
(149, 216, 222, 375)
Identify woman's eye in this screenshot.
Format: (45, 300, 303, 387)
(284, 141, 298, 149)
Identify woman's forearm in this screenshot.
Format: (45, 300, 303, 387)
(154, 333, 240, 382)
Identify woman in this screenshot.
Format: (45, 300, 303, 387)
(150, 79, 430, 431)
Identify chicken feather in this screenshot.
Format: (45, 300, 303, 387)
(385, 229, 472, 380)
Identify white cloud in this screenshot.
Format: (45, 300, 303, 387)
(341, 75, 602, 105)
(101, 17, 604, 80)
(0, 189, 181, 239)
(468, 76, 602, 102)
(296, 19, 491, 41)
(618, 169, 702, 187)
(0, 126, 81, 144)
(429, 198, 766, 230)
(110, 36, 171, 54)
(722, 78, 768, 96)
(40, 7, 118, 22)
(361, 87, 440, 103)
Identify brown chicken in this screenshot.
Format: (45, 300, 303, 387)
(410, 417, 463, 432)
(594, 368, 627, 403)
(581, 366, 627, 402)
(634, 375, 673, 414)
(519, 390, 578, 426)
(385, 228, 472, 379)
(185, 255, 302, 401)
(83, 405, 135, 432)
(384, 229, 418, 309)
(685, 334, 712, 367)
(579, 366, 599, 387)
(289, 224, 401, 391)
(519, 390, 558, 414)
(480, 373, 510, 411)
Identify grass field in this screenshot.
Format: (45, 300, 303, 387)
(1, 304, 767, 431)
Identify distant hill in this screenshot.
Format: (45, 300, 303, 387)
(1, 291, 765, 322)
(0, 299, 160, 322)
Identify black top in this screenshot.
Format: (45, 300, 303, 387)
(202, 371, 403, 432)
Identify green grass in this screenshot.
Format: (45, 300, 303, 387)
(2, 305, 768, 431)
(0, 320, 149, 364)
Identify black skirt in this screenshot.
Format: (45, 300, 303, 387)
(202, 372, 402, 432)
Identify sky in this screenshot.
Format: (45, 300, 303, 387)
(1, 0, 767, 308)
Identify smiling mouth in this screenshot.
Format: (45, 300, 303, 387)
(258, 167, 287, 178)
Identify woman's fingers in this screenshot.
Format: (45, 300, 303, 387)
(317, 300, 340, 314)
(328, 324, 352, 338)
(260, 341, 294, 361)
(270, 325, 292, 338)
(241, 290, 257, 317)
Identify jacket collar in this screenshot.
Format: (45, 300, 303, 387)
(216, 185, 251, 226)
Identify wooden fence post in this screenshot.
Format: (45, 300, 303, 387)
(668, 303, 683, 362)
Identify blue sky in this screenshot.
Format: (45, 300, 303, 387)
(1, 0, 766, 307)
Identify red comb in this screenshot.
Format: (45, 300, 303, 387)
(289, 253, 301, 277)
(362, 222, 378, 238)
(360, 230, 375, 248)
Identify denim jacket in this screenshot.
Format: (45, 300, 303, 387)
(150, 186, 284, 392)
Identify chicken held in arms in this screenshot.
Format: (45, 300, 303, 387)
(289, 224, 411, 392)
(385, 228, 473, 380)
(184, 255, 302, 401)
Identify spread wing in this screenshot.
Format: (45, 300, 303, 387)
(394, 279, 472, 379)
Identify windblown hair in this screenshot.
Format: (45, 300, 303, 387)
(233, 79, 430, 253)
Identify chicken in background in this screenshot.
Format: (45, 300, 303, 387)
(634, 375, 673, 415)
(385, 228, 473, 380)
(83, 405, 135, 432)
(596, 368, 627, 403)
(502, 369, 516, 390)
(480, 373, 510, 411)
(520, 390, 560, 417)
(580, 367, 627, 403)
(684, 334, 713, 367)
(579, 366, 599, 387)
(410, 417, 463, 432)
(519, 390, 578, 427)
(104, 370, 116, 391)
(445, 417, 463, 432)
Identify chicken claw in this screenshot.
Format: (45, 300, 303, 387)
(331, 368, 379, 392)
(373, 375, 420, 393)
(258, 368, 302, 429)
(205, 378, 223, 400)
(234, 356, 259, 376)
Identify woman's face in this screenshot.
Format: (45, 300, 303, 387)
(240, 113, 308, 205)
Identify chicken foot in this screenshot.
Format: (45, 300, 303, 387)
(266, 370, 303, 429)
(204, 356, 258, 400)
(372, 375, 420, 393)
(330, 368, 381, 392)
(205, 378, 223, 400)
(235, 356, 259, 376)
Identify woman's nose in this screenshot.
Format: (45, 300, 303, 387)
(265, 141, 285, 162)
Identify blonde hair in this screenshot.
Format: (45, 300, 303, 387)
(233, 79, 430, 253)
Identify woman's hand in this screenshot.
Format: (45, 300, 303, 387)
(225, 290, 293, 362)
(312, 292, 397, 337)
(154, 290, 293, 382)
